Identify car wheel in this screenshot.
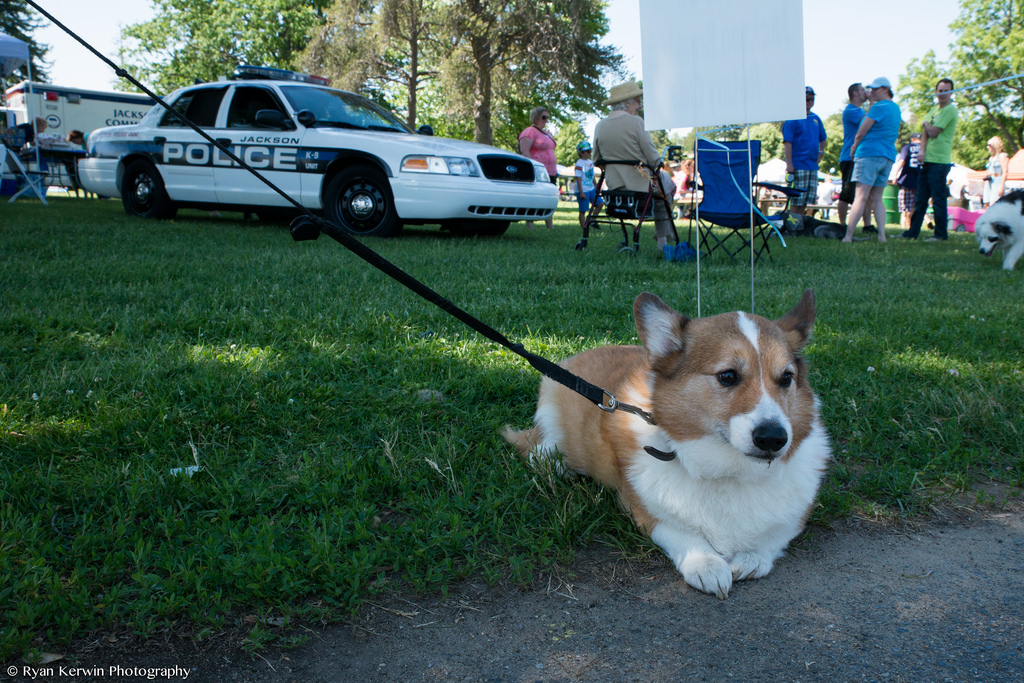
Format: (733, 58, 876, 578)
(122, 160, 177, 219)
(323, 165, 401, 237)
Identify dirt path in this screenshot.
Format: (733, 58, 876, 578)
(9, 503, 1021, 683)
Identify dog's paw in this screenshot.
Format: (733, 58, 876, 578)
(730, 551, 775, 581)
(681, 552, 733, 599)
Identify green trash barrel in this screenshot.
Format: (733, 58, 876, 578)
(882, 184, 899, 226)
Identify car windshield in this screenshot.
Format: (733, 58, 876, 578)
(279, 85, 412, 133)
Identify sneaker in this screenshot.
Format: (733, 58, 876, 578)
(900, 232, 917, 239)
(863, 225, 878, 234)
(925, 236, 947, 242)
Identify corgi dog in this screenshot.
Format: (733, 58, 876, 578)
(976, 189, 1024, 271)
(504, 290, 831, 599)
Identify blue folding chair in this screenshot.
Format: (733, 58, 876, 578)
(695, 139, 800, 262)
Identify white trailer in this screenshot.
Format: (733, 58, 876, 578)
(4, 81, 154, 139)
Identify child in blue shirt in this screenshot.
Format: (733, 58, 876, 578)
(574, 140, 603, 228)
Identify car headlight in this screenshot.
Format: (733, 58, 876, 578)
(533, 164, 550, 183)
(401, 155, 479, 177)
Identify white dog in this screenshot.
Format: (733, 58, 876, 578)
(976, 189, 1024, 270)
(504, 291, 831, 598)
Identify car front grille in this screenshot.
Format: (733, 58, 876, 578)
(468, 206, 552, 217)
(477, 155, 536, 182)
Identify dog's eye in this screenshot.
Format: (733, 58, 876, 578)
(779, 371, 795, 388)
(717, 370, 739, 387)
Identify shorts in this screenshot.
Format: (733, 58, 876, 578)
(852, 156, 894, 187)
(898, 187, 916, 212)
(789, 169, 816, 207)
(839, 160, 856, 204)
(577, 188, 603, 213)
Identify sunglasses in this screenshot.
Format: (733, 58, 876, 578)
(540, 115, 549, 120)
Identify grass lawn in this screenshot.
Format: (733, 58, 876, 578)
(1, 196, 1021, 658)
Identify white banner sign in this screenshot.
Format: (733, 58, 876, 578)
(638, 0, 807, 129)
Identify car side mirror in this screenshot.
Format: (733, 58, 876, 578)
(254, 109, 296, 131)
(296, 109, 317, 128)
(664, 145, 683, 162)
(417, 124, 434, 136)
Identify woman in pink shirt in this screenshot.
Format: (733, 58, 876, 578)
(519, 106, 557, 230)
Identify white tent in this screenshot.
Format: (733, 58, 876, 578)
(556, 164, 575, 178)
(1, 32, 31, 105)
(0, 32, 29, 74)
(1, 31, 47, 204)
(757, 158, 788, 184)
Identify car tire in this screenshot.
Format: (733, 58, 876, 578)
(323, 165, 401, 237)
(122, 160, 177, 219)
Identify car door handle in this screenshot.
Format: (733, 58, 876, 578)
(153, 136, 165, 145)
(215, 138, 231, 147)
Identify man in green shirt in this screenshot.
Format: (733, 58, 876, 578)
(902, 78, 959, 241)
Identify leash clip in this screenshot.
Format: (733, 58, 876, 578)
(599, 391, 657, 426)
(598, 390, 618, 413)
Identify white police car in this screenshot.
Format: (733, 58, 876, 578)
(77, 66, 558, 237)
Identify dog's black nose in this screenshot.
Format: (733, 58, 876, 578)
(752, 423, 788, 453)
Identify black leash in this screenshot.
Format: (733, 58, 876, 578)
(28, 0, 660, 430)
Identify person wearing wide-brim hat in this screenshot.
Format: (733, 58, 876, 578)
(602, 80, 645, 107)
(592, 81, 659, 195)
(592, 81, 672, 251)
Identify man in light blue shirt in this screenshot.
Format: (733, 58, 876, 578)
(843, 77, 901, 243)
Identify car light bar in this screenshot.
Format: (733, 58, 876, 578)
(234, 65, 331, 86)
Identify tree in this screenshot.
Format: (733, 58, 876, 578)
(301, 0, 443, 128)
(441, 0, 622, 146)
(555, 120, 586, 168)
(900, 0, 1024, 169)
(295, 0, 622, 148)
(819, 114, 843, 174)
(120, 0, 331, 93)
(750, 122, 784, 163)
(673, 124, 781, 163)
(1, 0, 49, 82)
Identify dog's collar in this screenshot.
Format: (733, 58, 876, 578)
(643, 445, 677, 461)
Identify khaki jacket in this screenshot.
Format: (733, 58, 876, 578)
(592, 111, 661, 193)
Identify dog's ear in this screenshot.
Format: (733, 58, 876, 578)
(634, 293, 689, 358)
(774, 289, 816, 352)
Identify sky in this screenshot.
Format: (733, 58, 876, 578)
(27, 0, 961, 120)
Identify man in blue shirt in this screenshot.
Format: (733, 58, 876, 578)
(783, 87, 827, 216)
(838, 83, 869, 230)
